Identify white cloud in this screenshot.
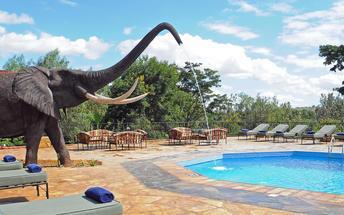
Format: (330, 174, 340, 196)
(229, 0, 268, 16)
(309, 73, 344, 92)
(280, 0, 344, 46)
(0, 30, 110, 60)
(202, 21, 259, 40)
(0, 26, 5, 34)
(284, 54, 325, 69)
(123, 27, 133, 35)
(0, 10, 34, 24)
(245, 46, 271, 56)
(270, 3, 294, 13)
(117, 33, 341, 106)
(59, 0, 78, 7)
(260, 91, 303, 105)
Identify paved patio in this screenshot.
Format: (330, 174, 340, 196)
(0, 137, 343, 214)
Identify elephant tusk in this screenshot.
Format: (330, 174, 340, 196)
(106, 93, 149, 105)
(84, 78, 148, 105)
(96, 78, 139, 102)
(85, 92, 148, 105)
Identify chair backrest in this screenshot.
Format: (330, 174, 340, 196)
(288, 124, 308, 134)
(316, 125, 336, 135)
(136, 129, 148, 140)
(204, 128, 228, 140)
(271, 124, 289, 132)
(88, 129, 112, 138)
(252, 124, 269, 132)
(111, 131, 143, 144)
(169, 127, 192, 139)
(76, 132, 90, 144)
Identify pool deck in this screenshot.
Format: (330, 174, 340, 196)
(1, 137, 344, 214)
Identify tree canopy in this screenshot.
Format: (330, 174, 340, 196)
(319, 45, 344, 72)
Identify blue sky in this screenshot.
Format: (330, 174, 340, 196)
(1, 0, 343, 107)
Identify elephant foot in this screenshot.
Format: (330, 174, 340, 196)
(57, 152, 73, 167)
(61, 158, 73, 167)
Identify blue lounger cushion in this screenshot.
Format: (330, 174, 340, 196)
(27, 164, 42, 173)
(241, 128, 249, 132)
(275, 131, 283, 134)
(3, 155, 16, 162)
(85, 187, 114, 203)
(258, 130, 267, 134)
(306, 131, 315, 135)
(336, 132, 344, 136)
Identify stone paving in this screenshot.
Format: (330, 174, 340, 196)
(0, 137, 344, 214)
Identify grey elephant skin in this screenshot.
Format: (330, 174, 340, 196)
(0, 22, 182, 166)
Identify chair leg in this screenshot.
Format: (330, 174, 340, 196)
(36, 185, 40, 196)
(46, 183, 49, 199)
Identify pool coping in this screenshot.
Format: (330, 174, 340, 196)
(180, 150, 344, 166)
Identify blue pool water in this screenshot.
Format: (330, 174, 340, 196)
(184, 151, 344, 194)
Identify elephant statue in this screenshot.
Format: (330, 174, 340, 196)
(0, 22, 182, 166)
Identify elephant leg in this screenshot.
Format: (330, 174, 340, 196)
(24, 118, 46, 166)
(45, 117, 72, 166)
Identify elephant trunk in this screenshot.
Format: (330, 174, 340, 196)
(84, 22, 182, 92)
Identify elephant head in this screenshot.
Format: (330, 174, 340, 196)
(13, 22, 182, 118)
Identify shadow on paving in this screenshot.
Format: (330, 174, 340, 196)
(122, 159, 344, 215)
(0, 197, 29, 205)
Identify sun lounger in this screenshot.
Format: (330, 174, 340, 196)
(0, 194, 123, 215)
(283, 124, 308, 142)
(239, 124, 269, 139)
(0, 169, 48, 198)
(0, 160, 22, 171)
(333, 132, 344, 141)
(301, 125, 336, 144)
(257, 124, 289, 141)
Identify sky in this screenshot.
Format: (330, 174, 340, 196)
(0, 0, 344, 107)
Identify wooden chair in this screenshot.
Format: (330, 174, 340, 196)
(201, 128, 228, 145)
(168, 127, 192, 144)
(136, 129, 148, 148)
(76, 129, 113, 150)
(109, 131, 144, 150)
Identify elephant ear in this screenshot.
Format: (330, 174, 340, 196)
(13, 66, 58, 118)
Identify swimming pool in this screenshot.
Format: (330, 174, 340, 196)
(184, 151, 344, 194)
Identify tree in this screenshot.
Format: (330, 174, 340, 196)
(102, 56, 180, 133)
(178, 62, 221, 102)
(36, 49, 69, 69)
(319, 45, 344, 72)
(2, 54, 32, 71)
(319, 45, 344, 94)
